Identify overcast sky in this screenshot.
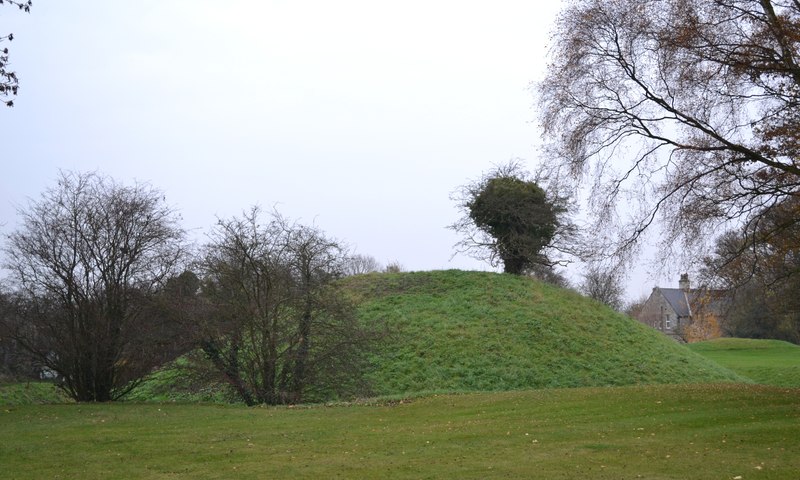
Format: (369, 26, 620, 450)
(0, 1, 673, 300)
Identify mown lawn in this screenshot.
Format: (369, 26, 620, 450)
(689, 338, 800, 387)
(2, 384, 798, 479)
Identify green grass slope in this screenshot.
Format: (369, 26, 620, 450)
(344, 270, 743, 395)
(689, 338, 800, 387)
(0, 381, 69, 406)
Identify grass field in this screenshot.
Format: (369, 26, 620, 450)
(2, 384, 798, 479)
(2, 271, 798, 478)
(689, 338, 800, 388)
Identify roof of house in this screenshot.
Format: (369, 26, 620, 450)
(660, 287, 729, 318)
(660, 288, 692, 317)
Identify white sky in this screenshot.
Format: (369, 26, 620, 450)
(0, 1, 673, 301)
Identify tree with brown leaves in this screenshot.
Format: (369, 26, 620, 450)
(538, 0, 800, 266)
(701, 196, 800, 342)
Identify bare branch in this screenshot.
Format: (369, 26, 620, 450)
(537, 0, 800, 268)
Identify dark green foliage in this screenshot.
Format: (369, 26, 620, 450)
(451, 162, 570, 275)
(469, 177, 557, 274)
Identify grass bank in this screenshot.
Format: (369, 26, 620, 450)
(344, 270, 743, 395)
(689, 338, 800, 387)
(0, 381, 69, 407)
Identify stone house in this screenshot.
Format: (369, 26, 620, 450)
(636, 274, 728, 342)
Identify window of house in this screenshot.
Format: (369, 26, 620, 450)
(666, 315, 671, 329)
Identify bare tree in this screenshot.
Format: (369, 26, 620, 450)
(343, 253, 382, 276)
(624, 294, 649, 320)
(383, 260, 405, 273)
(1, 171, 188, 401)
(579, 264, 624, 310)
(199, 208, 376, 405)
(1, 0, 32, 107)
(538, 0, 800, 266)
(0, 289, 38, 379)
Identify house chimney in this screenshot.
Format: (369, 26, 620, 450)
(679, 273, 690, 290)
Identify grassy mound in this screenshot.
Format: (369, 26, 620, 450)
(0, 381, 70, 406)
(689, 338, 800, 387)
(122, 356, 240, 404)
(343, 270, 743, 395)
